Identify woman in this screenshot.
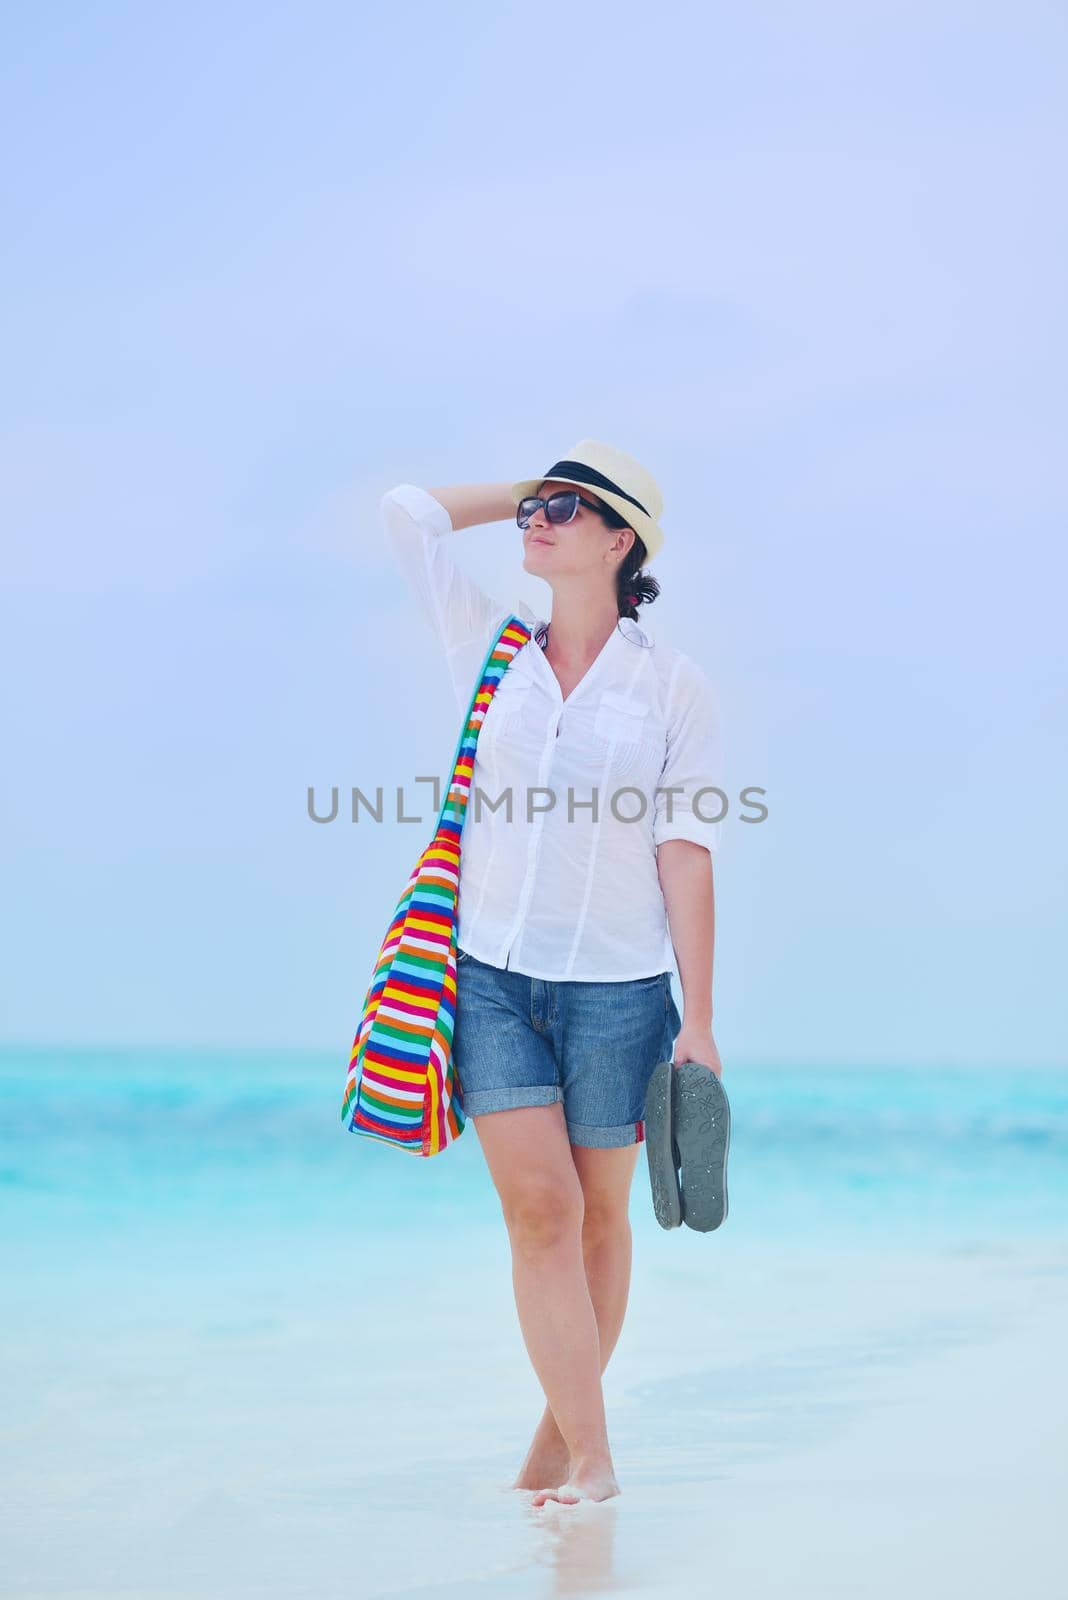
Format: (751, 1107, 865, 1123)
(380, 439, 725, 1508)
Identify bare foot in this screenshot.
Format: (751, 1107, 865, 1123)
(531, 1463, 620, 1507)
(512, 1446, 571, 1492)
(511, 1404, 570, 1491)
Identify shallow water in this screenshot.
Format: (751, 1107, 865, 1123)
(3, 1046, 1066, 1598)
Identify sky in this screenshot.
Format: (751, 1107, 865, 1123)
(2, 0, 1065, 1067)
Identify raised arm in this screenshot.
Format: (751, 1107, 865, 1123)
(381, 481, 519, 660)
(425, 483, 516, 530)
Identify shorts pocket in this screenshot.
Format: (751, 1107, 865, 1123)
(664, 975, 682, 1031)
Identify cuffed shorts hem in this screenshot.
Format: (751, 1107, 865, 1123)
(462, 1089, 646, 1149)
(462, 1085, 563, 1116)
(566, 1118, 647, 1149)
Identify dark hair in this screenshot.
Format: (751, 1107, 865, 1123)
(594, 499, 660, 620)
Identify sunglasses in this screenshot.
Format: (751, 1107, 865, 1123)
(516, 490, 604, 530)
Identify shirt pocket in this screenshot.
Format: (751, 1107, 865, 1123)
(592, 689, 656, 778)
(483, 674, 534, 739)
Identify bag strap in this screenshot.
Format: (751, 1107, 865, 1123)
(432, 613, 533, 838)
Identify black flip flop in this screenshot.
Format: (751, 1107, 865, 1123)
(644, 1059, 683, 1229)
(673, 1061, 730, 1232)
(644, 1059, 730, 1233)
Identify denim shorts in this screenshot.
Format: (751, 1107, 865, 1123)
(453, 949, 683, 1148)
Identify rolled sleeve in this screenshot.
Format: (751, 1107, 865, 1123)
(653, 656, 726, 853)
(380, 483, 510, 658)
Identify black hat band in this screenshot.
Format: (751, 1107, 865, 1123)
(541, 459, 650, 519)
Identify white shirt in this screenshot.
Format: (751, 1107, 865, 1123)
(381, 483, 725, 982)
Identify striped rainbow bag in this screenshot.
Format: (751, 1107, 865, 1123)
(341, 613, 533, 1156)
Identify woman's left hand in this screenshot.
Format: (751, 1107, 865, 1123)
(672, 1023, 723, 1079)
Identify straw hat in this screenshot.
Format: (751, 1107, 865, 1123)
(510, 438, 665, 563)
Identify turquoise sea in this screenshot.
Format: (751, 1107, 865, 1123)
(5, 1044, 1066, 1249)
(4, 1045, 1067, 1599)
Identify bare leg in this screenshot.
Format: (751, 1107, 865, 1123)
(513, 1141, 642, 1488)
(471, 1103, 625, 1504)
